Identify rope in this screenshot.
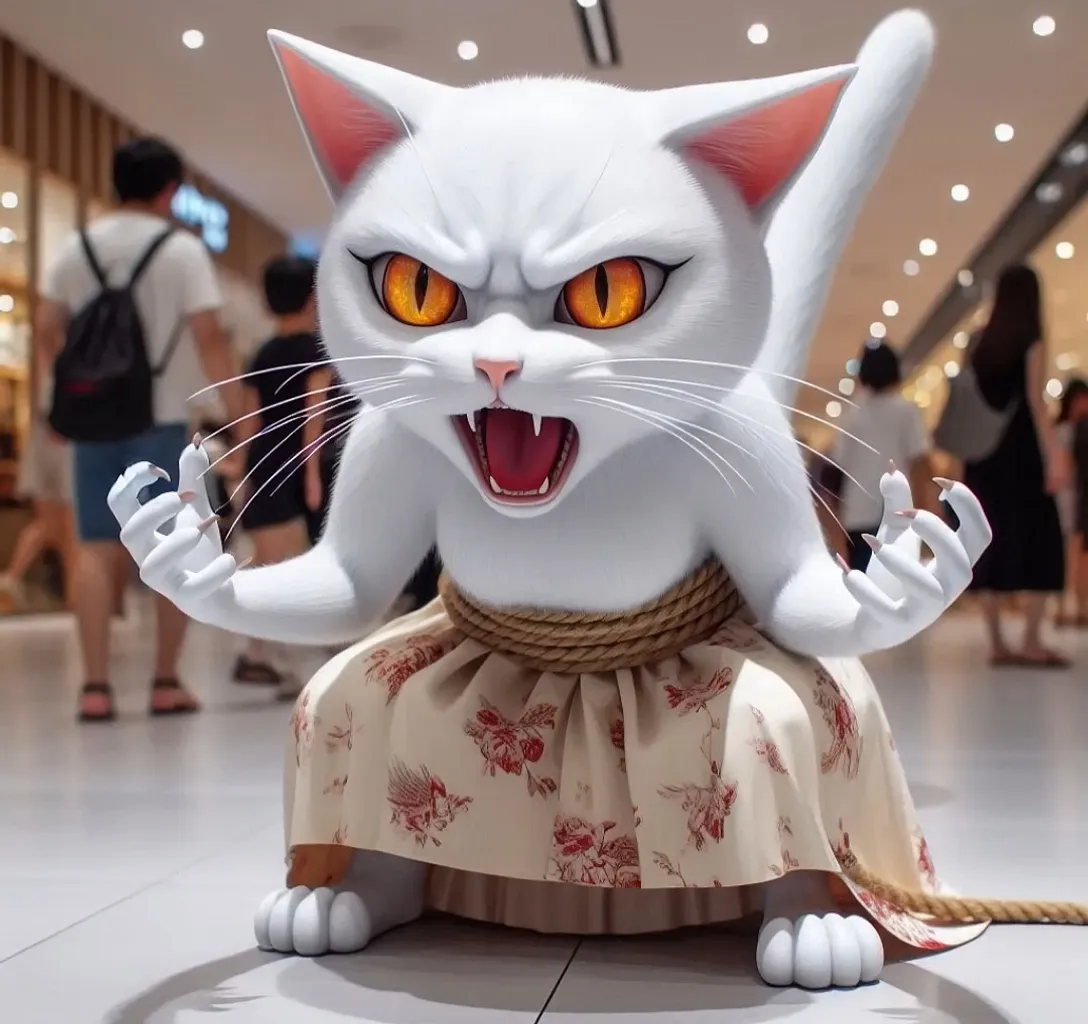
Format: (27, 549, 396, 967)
(441, 560, 1088, 927)
(440, 560, 745, 673)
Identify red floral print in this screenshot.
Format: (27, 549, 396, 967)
(549, 814, 641, 887)
(914, 830, 938, 891)
(332, 824, 348, 845)
(464, 697, 559, 799)
(290, 690, 315, 767)
(813, 665, 863, 779)
(659, 774, 739, 850)
(652, 851, 724, 888)
(777, 816, 793, 838)
(750, 706, 790, 776)
(323, 775, 348, 796)
(365, 629, 459, 704)
(708, 624, 766, 653)
(769, 849, 801, 877)
(665, 667, 733, 717)
(325, 703, 361, 753)
(387, 760, 472, 848)
(853, 889, 948, 951)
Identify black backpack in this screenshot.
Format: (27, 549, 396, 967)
(49, 227, 182, 443)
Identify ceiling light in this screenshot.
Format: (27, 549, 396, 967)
(181, 29, 204, 50)
(0, 227, 16, 244)
(958, 269, 975, 287)
(919, 238, 938, 256)
(845, 358, 860, 375)
(944, 361, 960, 378)
(0, 192, 16, 209)
(994, 123, 1015, 142)
(951, 184, 970, 202)
(903, 259, 920, 276)
(838, 377, 855, 396)
(870, 321, 887, 339)
(1060, 141, 1088, 166)
(826, 400, 842, 419)
(576, 0, 598, 7)
(882, 299, 899, 317)
(953, 330, 970, 349)
(1036, 181, 1063, 202)
(1046, 378, 1064, 398)
(1056, 241, 1075, 259)
(1033, 15, 1056, 37)
(457, 40, 479, 61)
(0, 294, 13, 313)
(1056, 352, 1079, 371)
(747, 23, 769, 44)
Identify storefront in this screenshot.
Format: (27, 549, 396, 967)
(0, 32, 288, 612)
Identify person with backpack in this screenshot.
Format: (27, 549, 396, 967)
(35, 137, 245, 721)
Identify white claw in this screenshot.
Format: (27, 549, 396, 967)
(532, 413, 543, 436)
(538, 477, 550, 496)
(465, 413, 476, 434)
(489, 475, 501, 494)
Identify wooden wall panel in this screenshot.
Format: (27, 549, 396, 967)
(55, 79, 73, 182)
(75, 90, 94, 197)
(95, 108, 113, 203)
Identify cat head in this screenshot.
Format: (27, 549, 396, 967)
(270, 32, 853, 518)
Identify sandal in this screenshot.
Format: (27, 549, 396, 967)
(231, 655, 284, 686)
(1017, 649, 1072, 670)
(78, 682, 116, 722)
(149, 678, 202, 716)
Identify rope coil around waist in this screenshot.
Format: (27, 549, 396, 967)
(439, 559, 744, 674)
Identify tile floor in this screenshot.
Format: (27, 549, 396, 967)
(1, 597, 1085, 1022)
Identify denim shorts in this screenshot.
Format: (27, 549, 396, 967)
(72, 422, 189, 542)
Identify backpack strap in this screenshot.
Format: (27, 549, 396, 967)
(152, 317, 185, 378)
(126, 227, 176, 289)
(79, 230, 109, 290)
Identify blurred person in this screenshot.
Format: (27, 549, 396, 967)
(1055, 376, 1088, 626)
(962, 265, 1068, 667)
(302, 367, 357, 546)
(36, 137, 244, 720)
(231, 255, 322, 697)
(832, 339, 932, 571)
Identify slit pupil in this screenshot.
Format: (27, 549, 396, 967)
(594, 264, 609, 317)
(415, 264, 429, 311)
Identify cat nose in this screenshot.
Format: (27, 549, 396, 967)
(474, 358, 522, 395)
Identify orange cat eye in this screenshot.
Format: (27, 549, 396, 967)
(562, 258, 647, 330)
(382, 254, 461, 327)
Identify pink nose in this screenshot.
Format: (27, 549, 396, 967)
(474, 358, 522, 394)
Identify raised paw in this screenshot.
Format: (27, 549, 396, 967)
(254, 886, 373, 956)
(757, 912, 883, 989)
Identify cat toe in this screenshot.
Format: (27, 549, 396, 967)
(756, 912, 884, 989)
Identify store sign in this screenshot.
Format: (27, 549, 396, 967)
(172, 184, 229, 253)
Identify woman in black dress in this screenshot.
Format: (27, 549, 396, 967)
(964, 264, 1070, 667)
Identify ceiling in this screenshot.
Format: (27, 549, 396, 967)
(2, 0, 1088, 417)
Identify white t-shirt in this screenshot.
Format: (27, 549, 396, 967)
(833, 391, 930, 530)
(42, 211, 222, 425)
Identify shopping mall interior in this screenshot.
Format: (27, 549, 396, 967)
(1, 1, 1087, 1021)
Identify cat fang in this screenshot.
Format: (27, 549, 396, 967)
(453, 408, 580, 505)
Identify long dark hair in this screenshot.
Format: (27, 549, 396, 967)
(972, 264, 1042, 384)
(857, 339, 901, 393)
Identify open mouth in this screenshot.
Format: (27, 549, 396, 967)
(452, 406, 579, 505)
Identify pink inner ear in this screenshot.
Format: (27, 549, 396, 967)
(276, 45, 400, 190)
(683, 78, 847, 210)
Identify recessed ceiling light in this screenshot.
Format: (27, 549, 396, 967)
(870, 321, 887, 339)
(1056, 241, 1075, 259)
(747, 23, 769, 45)
(826, 400, 842, 419)
(919, 238, 938, 256)
(838, 377, 855, 396)
(181, 29, 204, 50)
(882, 299, 899, 317)
(953, 330, 970, 349)
(1033, 15, 1056, 37)
(944, 361, 961, 378)
(1036, 181, 1064, 202)
(576, 0, 598, 7)
(0, 294, 13, 313)
(903, 259, 920, 276)
(1046, 377, 1064, 398)
(0, 227, 16, 244)
(457, 40, 479, 61)
(951, 184, 970, 202)
(0, 191, 17, 209)
(994, 123, 1015, 142)
(958, 269, 975, 287)
(1056, 352, 1079, 371)
(1060, 141, 1088, 166)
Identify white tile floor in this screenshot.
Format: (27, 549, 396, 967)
(1, 597, 1086, 1022)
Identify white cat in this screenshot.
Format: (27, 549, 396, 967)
(110, 10, 991, 989)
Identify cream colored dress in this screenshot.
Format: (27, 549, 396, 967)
(284, 598, 988, 953)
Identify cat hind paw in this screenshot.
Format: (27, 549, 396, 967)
(254, 886, 372, 956)
(756, 912, 883, 989)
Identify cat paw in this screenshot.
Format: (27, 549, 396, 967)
(757, 912, 883, 989)
(254, 886, 373, 956)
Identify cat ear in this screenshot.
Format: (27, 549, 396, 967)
(268, 31, 453, 199)
(657, 65, 856, 220)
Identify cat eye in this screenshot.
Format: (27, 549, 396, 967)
(362, 252, 466, 327)
(556, 258, 667, 330)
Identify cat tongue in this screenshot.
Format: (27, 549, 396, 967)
(484, 409, 563, 492)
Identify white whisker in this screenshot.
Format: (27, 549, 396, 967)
(274, 352, 435, 395)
